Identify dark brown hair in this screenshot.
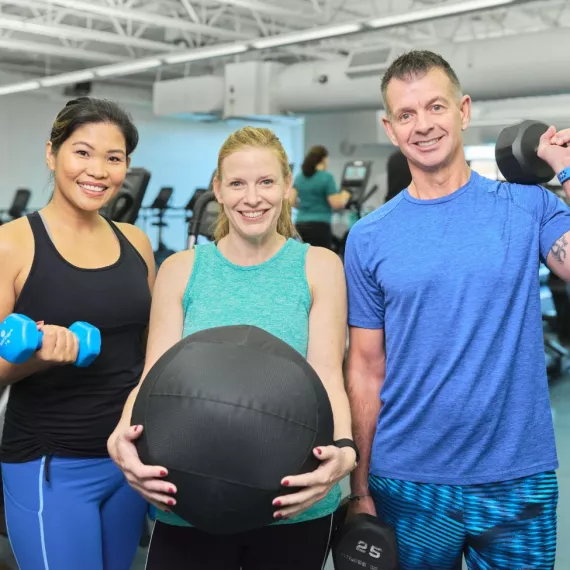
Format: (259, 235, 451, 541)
(381, 50, 462, 116)
(50, 96, 139, 156)
(301, 145, 328, 178)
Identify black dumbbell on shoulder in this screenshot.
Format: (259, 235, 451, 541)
(495, 119, 567, 185)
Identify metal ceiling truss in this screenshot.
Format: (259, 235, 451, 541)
(0, 0, 567, 92)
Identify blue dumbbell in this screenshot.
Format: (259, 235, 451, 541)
(0, 313, 101, 368)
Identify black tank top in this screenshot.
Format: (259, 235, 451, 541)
(1, 212, 152, 462)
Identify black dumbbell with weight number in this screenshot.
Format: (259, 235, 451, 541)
(495, 119, 566, 185)
(331, 498, 400, 570)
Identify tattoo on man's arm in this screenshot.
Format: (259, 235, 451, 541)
(551, 235, 568, 264)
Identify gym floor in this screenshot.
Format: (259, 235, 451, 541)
(0, 376, 567, 569)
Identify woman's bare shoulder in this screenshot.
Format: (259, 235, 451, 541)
(113, 222, 156, 276)
(155, 249, 196, 290)
(304, 246, 346, 301)
(0, 217, 33, 263)
(305, 246, 345, 279)
(0, 218, 34, 293)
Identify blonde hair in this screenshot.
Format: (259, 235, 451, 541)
(213, 126, 297, 242)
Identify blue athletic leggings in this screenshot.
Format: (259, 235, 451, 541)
(369, 471, 558, 570)
(1, 456, 148, 570)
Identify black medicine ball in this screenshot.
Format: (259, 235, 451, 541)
(131, 325, 334, 535)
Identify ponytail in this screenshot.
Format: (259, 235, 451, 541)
(301, 145, 328, 177)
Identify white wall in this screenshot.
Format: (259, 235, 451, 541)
(0, 93, 68, 210)
(0, 90, 304, 253)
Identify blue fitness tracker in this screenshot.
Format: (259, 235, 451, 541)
(557, 166, 570, 185)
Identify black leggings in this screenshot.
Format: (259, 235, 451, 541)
(295, 222, 333, 250)
(145, 515, 335, 570)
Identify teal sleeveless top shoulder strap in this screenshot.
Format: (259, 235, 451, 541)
(155, 238, 342, 528)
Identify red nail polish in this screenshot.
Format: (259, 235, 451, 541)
(273, 500, 281, 507)
(317, 448, 322, 455)
(168, 500, 175, 506)
(275, 513, 283, 520)
(169, 488, 176, 494)
(282, 480, 289, 486)
(160, 470, 167, 477)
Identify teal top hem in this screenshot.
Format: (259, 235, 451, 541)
(295, 212, 333, 224)
(154, 484, 342, 527)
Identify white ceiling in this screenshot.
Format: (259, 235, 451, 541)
(0, 0, 568, 90)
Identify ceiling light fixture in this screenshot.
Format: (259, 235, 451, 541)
(251, 23, 363, 49)
(96, 58, 163, 78)
(368, 0, 521, 29)
(41, 70, 96, 87)
(164, 44, 248, 65)
(0, 80, 40, 95)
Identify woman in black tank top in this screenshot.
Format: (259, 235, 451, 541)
(0, 97, 154, 570)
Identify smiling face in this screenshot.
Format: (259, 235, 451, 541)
(46, 121, 130, 212)
(213, 146, 291, 242)
(382, 67, 471, 172)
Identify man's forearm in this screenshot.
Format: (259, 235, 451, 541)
(0, 356, 51, 387)
(346, 368, 383, 494)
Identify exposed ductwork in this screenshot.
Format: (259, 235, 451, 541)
(153, 27, 570, 118)
(275, 28, 570, 112)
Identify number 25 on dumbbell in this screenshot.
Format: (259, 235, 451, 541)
(333, 511, 399, 570)
(0, 313, 101, 368)
(356, 540, 383, 559)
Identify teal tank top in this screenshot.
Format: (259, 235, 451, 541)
(155, 238, 342, 528)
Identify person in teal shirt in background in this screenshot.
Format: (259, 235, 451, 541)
(291, 146, 352, 249)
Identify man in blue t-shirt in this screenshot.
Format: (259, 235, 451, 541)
(344, 50, 570, 570)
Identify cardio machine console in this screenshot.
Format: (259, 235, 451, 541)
(341, 160, 373, 205)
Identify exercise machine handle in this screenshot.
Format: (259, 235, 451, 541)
(361, 184, 378, 205)
(187, 190, 218, 249)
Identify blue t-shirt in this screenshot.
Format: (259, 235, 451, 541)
(344, 170, 570, 486)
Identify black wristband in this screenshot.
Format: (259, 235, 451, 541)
(334, 438, 360, 465)
(348, 493, 372, 502)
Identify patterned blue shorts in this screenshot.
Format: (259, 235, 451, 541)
(369, 471, 558, 570)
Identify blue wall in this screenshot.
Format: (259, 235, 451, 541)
(130, 116, 305, 253)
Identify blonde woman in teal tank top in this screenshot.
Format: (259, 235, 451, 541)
(108, 126, 357, 570)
